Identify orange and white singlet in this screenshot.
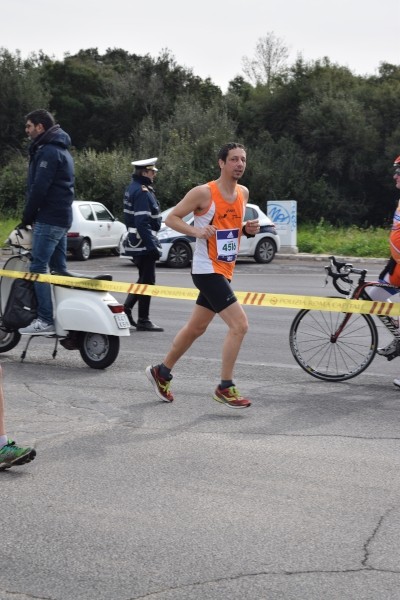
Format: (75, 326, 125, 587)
(191, 180, 245, 278)
(389, 200, 400, 286)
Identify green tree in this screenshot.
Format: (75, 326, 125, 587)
(2, 45, 400, 229)
(235, 57, 396, 224)
(0, 154, 28, 217)
(42, 50, 117, 149)
(42, 48, 223, 152)
(242, 33, 289, 87)
(0, 49, 50, 164)
(153, 97, 237, 207)
(74, 148, 133, 217)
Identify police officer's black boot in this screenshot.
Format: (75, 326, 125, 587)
(124, 293, 138, 327)
(136, 319, 164, 332)
(136, 296, 163, 331)
(123, 306, 136, 328)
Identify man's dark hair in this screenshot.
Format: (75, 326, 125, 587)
(25, 109, 56, 131)
(218, 142, 246, 162)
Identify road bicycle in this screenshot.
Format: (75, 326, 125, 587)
(289, 255, 400, 381)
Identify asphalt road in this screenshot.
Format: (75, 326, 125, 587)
(1, 253, 400, 600)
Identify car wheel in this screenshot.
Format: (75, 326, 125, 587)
(254, 238, 277, 264)
(166, 241, 192, 268)
(75, 238, 91, 261)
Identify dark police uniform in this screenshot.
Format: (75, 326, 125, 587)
(123, 157, 163, 331)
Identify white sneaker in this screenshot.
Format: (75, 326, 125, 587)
(19, 318, 55, 335)
(393, 379, 400, 389)
(377, 339, 398, 357)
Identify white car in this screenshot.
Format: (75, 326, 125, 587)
(67, 200, 127, 261)
(156, 203, 280, 268)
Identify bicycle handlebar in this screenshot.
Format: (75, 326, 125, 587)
(325, 256, 367, 295)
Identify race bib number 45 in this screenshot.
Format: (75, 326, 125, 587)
(216, 228, 239, 262)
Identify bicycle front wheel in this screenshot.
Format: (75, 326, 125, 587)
(289, 307, 378, 381)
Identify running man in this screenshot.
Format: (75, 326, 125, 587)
(146, 142, 260, 408)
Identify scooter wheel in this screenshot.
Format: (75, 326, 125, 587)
(0, 327, 21, 353)
(79, 333, 120, 369)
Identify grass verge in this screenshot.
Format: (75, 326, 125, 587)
(297, 222, 389, 258)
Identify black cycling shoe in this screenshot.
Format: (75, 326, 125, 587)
(136, 319, 164, 332)
(377, 339, 400, 360)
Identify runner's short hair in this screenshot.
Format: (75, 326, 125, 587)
(218, 142, 246, 162)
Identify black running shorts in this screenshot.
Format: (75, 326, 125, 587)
(191, 273, 237, 313)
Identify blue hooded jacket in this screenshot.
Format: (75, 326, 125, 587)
(23, 124, 75, 228)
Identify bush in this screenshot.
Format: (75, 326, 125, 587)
(0, 148, 134, 221)
(74, 148, 133, 218)
(0, 155, 28, 217)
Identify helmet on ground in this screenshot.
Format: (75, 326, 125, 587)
(6, 226, 33, 250)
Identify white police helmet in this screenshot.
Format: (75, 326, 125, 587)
(131, 157, 158, 171)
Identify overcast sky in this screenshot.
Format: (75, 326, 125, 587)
(2, 0, 399, 91)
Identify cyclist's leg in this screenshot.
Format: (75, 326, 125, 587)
(372, 268, 400, 356)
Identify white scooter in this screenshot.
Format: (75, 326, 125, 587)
(0, 233, 130, 369)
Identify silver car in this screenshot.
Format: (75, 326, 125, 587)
(156, 203, 280, 268)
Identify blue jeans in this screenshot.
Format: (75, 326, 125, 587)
(30, 222, 69, 324)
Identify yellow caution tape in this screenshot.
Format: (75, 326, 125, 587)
(0, 268, 399, 317)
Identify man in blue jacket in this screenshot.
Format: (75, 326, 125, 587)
(123, 157, 164, 331)
(19, 109, 74, 335)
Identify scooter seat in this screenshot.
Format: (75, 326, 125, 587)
(51, 271, 113, 281)
(93, 274, 113, 281)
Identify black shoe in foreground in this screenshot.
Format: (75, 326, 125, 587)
(136, 320, 164, 332)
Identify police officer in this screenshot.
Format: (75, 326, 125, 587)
(123, 157, 164, 331)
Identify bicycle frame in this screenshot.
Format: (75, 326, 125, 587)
(331, 280, 400, 343)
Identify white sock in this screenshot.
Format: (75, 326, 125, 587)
(0, 435, 8, 448)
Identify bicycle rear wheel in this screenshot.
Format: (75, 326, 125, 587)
(289, 306, 378, 381)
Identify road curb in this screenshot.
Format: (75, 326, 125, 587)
(275, 252, 387, 265)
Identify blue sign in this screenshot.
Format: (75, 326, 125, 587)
(267, 201, 297, 233)
(267, 200, 297, 248)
